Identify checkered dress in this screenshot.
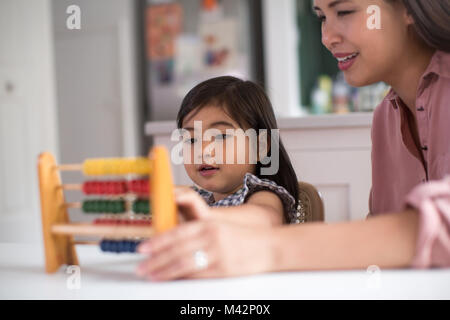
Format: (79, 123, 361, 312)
(192, 173, 306, 224)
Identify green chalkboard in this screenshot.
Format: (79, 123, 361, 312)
(297, 0, 339, 110)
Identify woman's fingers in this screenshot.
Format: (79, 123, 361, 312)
(137, 221, 203, 255)
(136, 220, 219, 280)
(139, 242, 217, 281)
(136, 221, 211, 279)
(175, 188, 211, 220)
(135, 218, 277, 281)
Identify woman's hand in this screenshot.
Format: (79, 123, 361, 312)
(173, 187, 212, 221)
(136, 219, 275, 281)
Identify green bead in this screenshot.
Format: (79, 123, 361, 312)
(132, 200, 149, 214)
(94, 200, 102, 212)
(118, 200, 125, 213)
(82, 201, 89, 213)
(107, 201, 114, 213)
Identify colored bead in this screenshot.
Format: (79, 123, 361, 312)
(132, 199, 150, 214)
(99, 239, 143, 253)
(128, 179, 150, 195)
(82, 158, 151, 176)
(82, 199, 125, 214)
(82, 180, 128, 195)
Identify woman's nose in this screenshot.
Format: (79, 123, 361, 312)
(321, 22, 342, 51)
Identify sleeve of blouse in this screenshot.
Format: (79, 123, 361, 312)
(243, 174, 299, 224)
(405, 175, 450, 268)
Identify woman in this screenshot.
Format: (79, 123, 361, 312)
(136, 0, 450, 281)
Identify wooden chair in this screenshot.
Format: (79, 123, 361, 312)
(298, 182, 325, 222)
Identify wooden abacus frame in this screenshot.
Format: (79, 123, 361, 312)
(38, 146, 177, 273)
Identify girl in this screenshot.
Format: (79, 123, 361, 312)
(136, 0, 450, 281)
(176, 76, 304, 227)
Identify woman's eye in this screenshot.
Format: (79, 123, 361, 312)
(337, 10, 354, 17)
(317, 15, 326, 23)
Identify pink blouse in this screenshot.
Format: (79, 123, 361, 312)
(370, 50, 450, 268)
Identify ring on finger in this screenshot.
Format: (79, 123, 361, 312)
(193, 249, 209, 270)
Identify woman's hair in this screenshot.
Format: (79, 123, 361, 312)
(388, 0, 450, 52)
(177, 76, 300, 208)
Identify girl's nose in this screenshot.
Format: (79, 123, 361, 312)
(321, 22, 342, 51)
(201, 140, 215, 160)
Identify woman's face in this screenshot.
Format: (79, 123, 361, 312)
(313, 0, 412, 87)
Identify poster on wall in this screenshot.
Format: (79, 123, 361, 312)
(198, 18, 238, 73)
(146, 3, 183, 85)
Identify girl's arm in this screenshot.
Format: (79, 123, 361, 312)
(215, 191, 285, 227)
(176, 188, 286, 227)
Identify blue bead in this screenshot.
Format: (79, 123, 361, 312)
(124, 241, 132, 252)
(130, 241, 140, 253)
(100, 240, 107, 252)
(118, 240, 126, 253)
(105, 240, 112, 252)
(112, 241, 120, 253)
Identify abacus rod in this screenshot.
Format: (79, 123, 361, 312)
(60, 184, 82, 191)
(72, 240, 99, 245)
(51, 223, 153, 238)
(55, 164, 83, 171)
(64, 202, 81, 209)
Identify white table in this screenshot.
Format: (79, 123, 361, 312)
(1, 243, 449, 300)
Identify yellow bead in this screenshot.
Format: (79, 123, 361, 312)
(82, 157, 150, 176)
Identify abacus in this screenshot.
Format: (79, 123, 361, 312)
(38, 146, 177, 273)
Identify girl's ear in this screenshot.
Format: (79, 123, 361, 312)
(401, 4, 414, 26)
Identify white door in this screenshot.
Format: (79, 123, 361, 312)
(51, 0, 142, 223)
(0, 0, 59, 242)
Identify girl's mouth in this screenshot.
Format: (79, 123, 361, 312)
(198, 165, 220, 177)
(335, 52, 359, 71)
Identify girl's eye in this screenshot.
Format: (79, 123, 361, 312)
(184, 138, 197, 144)
(215, 134, 230, 140)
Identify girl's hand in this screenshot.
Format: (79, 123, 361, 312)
(136, 219, 275, 281)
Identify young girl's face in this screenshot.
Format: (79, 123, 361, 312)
(181, 105, 257, 199)
(313, 0, 412, 87)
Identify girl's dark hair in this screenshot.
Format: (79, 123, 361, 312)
(389, 0, 450, 52)
(177, 76, 300, 209)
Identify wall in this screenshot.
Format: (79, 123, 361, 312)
(0, 0, 59, 242)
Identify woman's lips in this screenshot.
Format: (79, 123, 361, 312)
(335, 52, 359, 71)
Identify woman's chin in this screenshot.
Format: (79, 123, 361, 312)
(344, 73, 374, 88)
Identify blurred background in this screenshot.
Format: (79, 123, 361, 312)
(0, 0, 386, 242)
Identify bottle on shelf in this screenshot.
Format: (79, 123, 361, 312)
(311, 75, 333, 114)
